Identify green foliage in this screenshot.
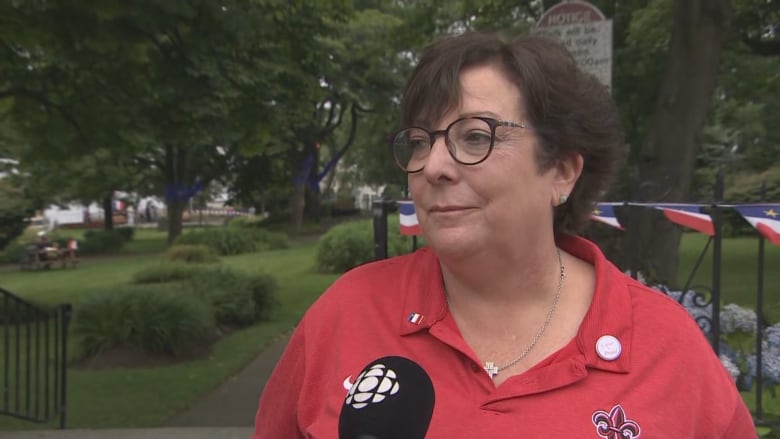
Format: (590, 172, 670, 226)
(131, 263, 203, 284)
(252, 228, 291, 251)
(115, 227, 135, 242)
(726, 167, 780, 203)
(73, 285, 215, 357)
(1, 240, 29, 264)
(174, 227, 289, 255)
(316, 216, 421, 273)
(316, 220, 372, 273)
(0, 179, 35, 250)
(164, 244, 218, 264)
(79, 229, 128, 254)
(175, 228, 257, 255)
(185, 267, 278, 327)
(226, 215, 266, 228)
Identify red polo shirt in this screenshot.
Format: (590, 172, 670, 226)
(252, 234, 755, 438)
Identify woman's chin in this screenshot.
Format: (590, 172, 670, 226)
(425, 229, 481, 259)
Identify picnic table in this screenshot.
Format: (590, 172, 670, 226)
(19, 241, 79, 271)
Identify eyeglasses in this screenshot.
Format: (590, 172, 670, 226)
(391, 116, 526, 173)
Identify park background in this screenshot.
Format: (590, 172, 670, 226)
(1, 0, 779, 436)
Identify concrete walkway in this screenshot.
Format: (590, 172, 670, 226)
(3, 334, 291, 438)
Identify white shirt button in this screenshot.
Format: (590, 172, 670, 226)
(596, 335, 622, 361)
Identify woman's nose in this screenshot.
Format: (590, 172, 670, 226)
(421, 135, 457, 180)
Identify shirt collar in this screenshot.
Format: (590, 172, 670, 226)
(558, 234, 633, 374)
(397, 235, 634, 374)
(398, 247, 448, 336)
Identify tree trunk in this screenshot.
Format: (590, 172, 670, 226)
(291, 182, 305, 232)
(102, 194, 114, 230)
(636, 0, 732, 286)
(164, 144, 188, 244)
(166, 199, 184, 243)
(304, 183, 321, 221)
(290, 140, 320, 232)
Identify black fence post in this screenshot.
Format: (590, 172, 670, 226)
(59, 303, 72, 429)
(756, 182, 767, 419)
(711, 171, 724, 355)
(627, 175, 641, 279)
(372, 200, 390, 260)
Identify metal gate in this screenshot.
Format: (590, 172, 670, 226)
(1, 287, 71, 428)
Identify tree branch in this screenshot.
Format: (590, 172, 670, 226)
(741, 36, 780, 56)
(0, 86, 87, 143)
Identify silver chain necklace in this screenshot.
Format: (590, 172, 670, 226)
(452, 247, 566, 379)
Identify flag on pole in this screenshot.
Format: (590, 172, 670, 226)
(590, 203, 624, 230)
(733, 204, 780, 245)
(649, 204, 714, 236)
(398, 200, 422, 236)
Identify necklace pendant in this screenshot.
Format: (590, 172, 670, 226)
(484, 361, 499, 378)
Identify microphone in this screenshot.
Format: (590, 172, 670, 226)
(338, 356, 435, 439)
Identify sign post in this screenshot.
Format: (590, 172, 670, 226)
(532, 0, 613, 89)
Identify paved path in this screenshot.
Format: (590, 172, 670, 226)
(4, 334, 291, 438)
(164, 333, 290, 427)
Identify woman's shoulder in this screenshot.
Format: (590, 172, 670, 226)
(623, 276, 717, 351)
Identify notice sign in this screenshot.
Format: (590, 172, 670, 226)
(532, 1, 613, 89)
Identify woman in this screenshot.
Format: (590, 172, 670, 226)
(252, 32, 755, 438)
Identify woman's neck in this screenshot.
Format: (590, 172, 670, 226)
(438, 236, 562, 306)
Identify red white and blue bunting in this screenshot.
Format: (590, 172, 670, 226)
(396, 200, 780, 246)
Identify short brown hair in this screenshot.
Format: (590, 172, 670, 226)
(400, 32, 625, 234)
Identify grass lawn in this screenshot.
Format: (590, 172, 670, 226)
(677, 233, 780, 322)
(0, 235, 337, 430)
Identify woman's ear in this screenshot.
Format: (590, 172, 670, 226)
(552, 153, 584, 206)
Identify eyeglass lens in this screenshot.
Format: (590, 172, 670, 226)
(393, 118, 494, 172)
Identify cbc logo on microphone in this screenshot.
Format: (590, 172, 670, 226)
(345, 363, 400, 409)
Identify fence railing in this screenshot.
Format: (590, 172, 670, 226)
(1, 287, 71, 429)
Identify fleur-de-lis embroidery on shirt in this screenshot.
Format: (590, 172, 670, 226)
(592, 405, 641, 439)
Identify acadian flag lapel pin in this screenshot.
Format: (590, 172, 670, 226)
(408, 312, 424, 325)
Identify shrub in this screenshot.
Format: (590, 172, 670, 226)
(252, 229, 290, 251)
(73, 286, 214, 357)
(1, 240, 29, 264)
(316, 216, 422, 273)
(316, 221, 373, 274)
(165, 244, 218, 263)
(132, 263, 202, 284)
(185, 267, 278, 327)
(80, 230, 127, 255)
(226, 215, 266, 228)
(115, 227, 135, 242)
(175, 228, 256, 255)
(174, 227, 289, 255)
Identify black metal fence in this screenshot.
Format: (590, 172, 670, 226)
(1, 287, 72, 429)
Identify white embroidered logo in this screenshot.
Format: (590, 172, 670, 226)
(344, 363, 400, 409)
(342, 376, 353, 391)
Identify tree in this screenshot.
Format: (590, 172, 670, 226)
(0, 177, 34, 250)
(0, 0, 354, 243)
